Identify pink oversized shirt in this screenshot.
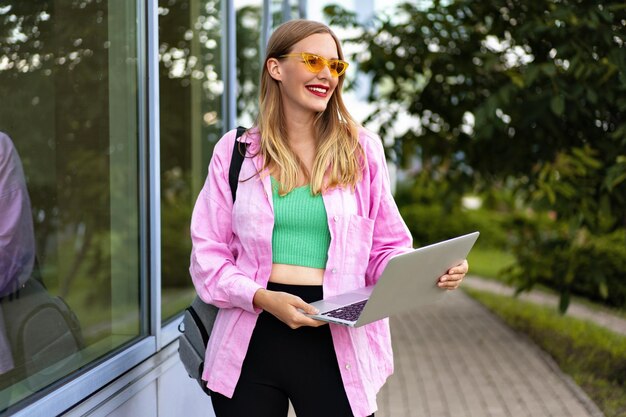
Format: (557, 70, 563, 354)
(0, 132, 35, 374)
(190, 126, 413, 417)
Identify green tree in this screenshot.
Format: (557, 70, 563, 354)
(326, 1, 626, 310)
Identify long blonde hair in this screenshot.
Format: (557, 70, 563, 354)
(256, 19, 363, 195)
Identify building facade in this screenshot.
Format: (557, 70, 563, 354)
(0, 1, 318, 416)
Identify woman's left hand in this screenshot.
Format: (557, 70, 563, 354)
(437, 259, 468, 290)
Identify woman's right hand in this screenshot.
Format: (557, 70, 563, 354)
(253, 288, 327, 329)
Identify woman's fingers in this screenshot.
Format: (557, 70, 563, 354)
(292, 297, 319, 315)
(437, 275, 462, 290)
(291, 299, 328, 327)
(447, 259, 469, 275)
(438, 259, 468, 290)
(267, 292, 326, 328)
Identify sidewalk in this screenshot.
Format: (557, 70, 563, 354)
(286, 280, 614, 417)
(376, 290, 605, 417)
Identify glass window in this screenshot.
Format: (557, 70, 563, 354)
(159, 0, 224, 323)
(235, 0, 262, 127)
(268, 0, 307, 29)
(0, 0, 141, 410)
(235, 0, 309, 127)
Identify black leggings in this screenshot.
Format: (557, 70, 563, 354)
(210, 282, 374, 417)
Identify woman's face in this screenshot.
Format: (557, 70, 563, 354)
(270, 33, 341, 118)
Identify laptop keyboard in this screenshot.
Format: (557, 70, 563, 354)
(322, 300, 367, 322)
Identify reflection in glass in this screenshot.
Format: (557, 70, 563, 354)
(0, 1, 140, 410)
(159, 0, 225, 322)
(236, 0, 262, 127)
(235, 0, 306, 127)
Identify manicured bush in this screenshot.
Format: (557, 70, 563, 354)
(395, 172, 626, 310)
(504, 213, 626, 310)
(399, 203, 510, 248)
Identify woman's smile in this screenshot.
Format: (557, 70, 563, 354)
(305, 84, 330, 97)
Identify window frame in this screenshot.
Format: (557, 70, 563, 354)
(8, 0, 156, 414)
(6, 1, 312, 415)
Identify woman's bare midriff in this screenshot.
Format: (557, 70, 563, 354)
(269, 263, 325, 286)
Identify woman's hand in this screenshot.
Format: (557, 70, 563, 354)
(437, 259, 469, 290)
(253, 289, 327, 329)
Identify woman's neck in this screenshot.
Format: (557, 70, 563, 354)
(284, 112, 316, 145)
(281, 99, 318, 138)
(282, 111, 318, 174)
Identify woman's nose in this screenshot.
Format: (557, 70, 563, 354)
(317, 63, 333, 79)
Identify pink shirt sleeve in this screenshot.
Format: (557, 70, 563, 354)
(189, 131, 263, 313)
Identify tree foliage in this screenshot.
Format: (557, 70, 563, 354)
(326, 0, 626, 232)
(326, 1, 626, 310)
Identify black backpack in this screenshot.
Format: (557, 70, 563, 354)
(178, 126, 248, 395)
(0, 277, 84, 390)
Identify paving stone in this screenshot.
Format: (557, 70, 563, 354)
(288, 289, 604, 417)
(376, 291, 604, 417)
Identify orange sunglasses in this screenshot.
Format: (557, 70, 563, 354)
(279, 52, 349, 77)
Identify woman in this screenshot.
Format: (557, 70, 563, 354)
(0, 132, 36, 379)
(190, 19, 468, 417)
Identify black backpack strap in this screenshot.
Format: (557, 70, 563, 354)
(228, 126, 248, 203)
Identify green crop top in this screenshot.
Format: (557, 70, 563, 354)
(271, 177, 331, 269)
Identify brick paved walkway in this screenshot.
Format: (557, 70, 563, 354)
(287, 289, 605, 417)
(376, 290, 604, 417)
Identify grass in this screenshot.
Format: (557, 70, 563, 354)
(467, 245, 516, 280)
(464, 287, 626, 417)
(468, 246, 626, 320)
(568, 293, 626, 321)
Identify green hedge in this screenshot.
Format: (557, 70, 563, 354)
(505, 213, 626, 310)
(399, 204, 509, 248)
(399, 199, 626, 310)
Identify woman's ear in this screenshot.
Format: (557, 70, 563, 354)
(267, 58, 282, 81)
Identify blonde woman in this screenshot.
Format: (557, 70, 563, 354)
(190, 19, 468, 417)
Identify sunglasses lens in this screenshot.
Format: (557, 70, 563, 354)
(331, 61, 346, 76)
(303, 54, 324, 71)
(300, 53, 347, 76)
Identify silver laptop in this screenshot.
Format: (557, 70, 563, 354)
(306, 232, 480, 327)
